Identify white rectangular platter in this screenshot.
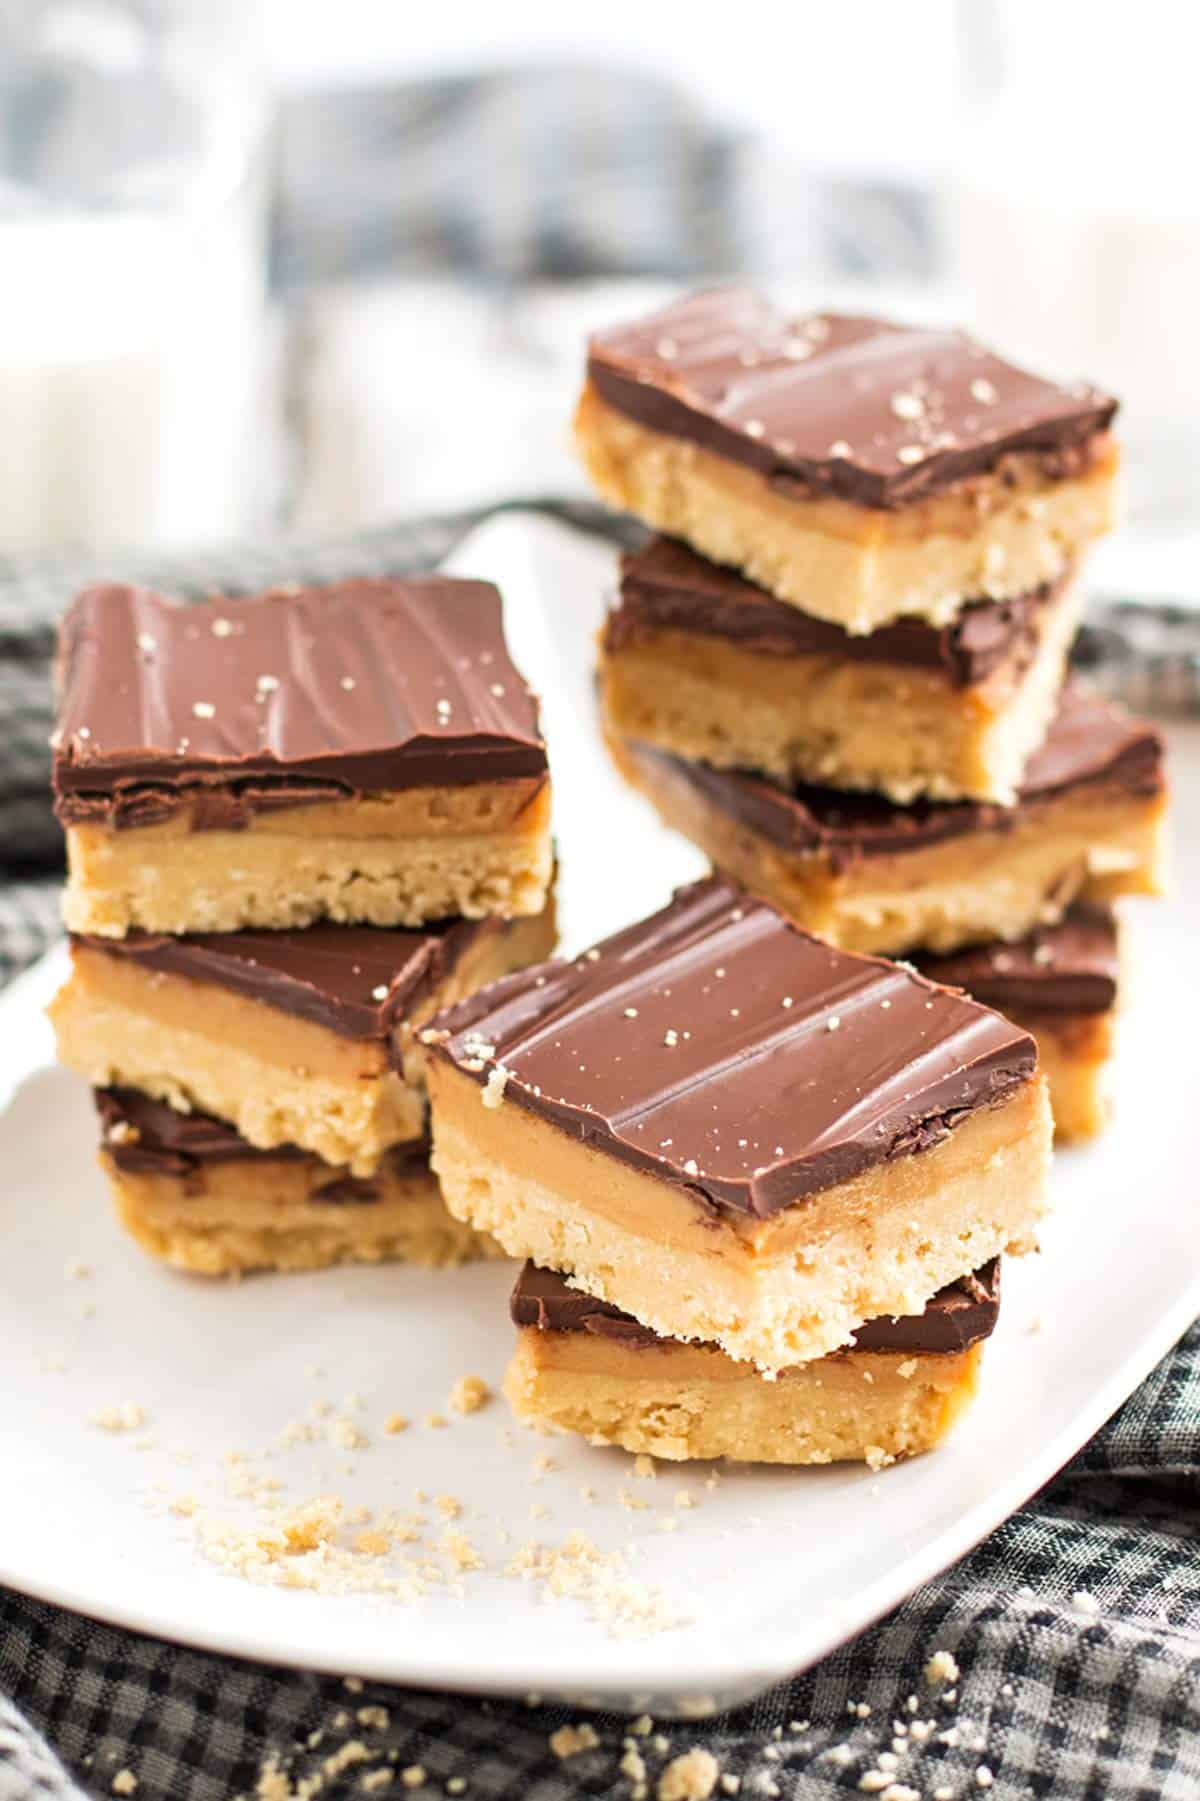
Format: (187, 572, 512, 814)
(0, 512, 1196, 1716)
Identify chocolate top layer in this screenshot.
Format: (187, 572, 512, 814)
(53, 576, 547, 826)
(587, 288, 1116, 509)
(609, 537, 1065, 688)
(917, 907, 1118, 1018)
(625, 682, 1163, 871)
(430, 877, 1036, 1219)
(74, 916, 511, 1042)
(511, 1259, 1000, 1356)
(95, 1087, 430, 1187)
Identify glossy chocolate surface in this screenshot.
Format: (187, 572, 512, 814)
(622, 682, 1163, 871)
(587, 288, 1116, 508)
(74, 916, 513, 1042)
(95, 1087, 431, 1193)
(511, 1258, 1000, 1356)
(917, 907, 1118, 1018)
(609, 536, 1065, 688)
(431, 877, 1035, 1219)
(54, 576, 546, 827)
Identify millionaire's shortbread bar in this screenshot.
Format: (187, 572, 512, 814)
(95, 1088, 498, 1276)
(918, 906, 1120, 1142)
(426, 877, 1050, 1372)
(505, 1260, 999, 1467)
(601, 536, 1084, 803)
(53, 576, 552, 936)
(607, 683, 1165, 957)
(51, 907, 556, 1175)
(577, 288, 1118, 632)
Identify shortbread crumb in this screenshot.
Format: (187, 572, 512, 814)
(353, 1530, 390, 1557)
(925, 1649, 960, 1685)
(549, 1723, 601, 1759)
(482, 1065, 510, 1109)
(449, 1375, 491, 1415)
(91, 1402, 145, 1433)
(658, 1749, 719, 1801)
(440, 1530, 484, 1572)
(507, 1532, 685, 1637)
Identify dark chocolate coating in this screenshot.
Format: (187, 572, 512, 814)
(609, 537, 1066, 689)
(622, 681, 1163, 872)
(73, 916, 513, 1044)
(430, 877, 1035, 1219)
(511, 1259, 1000, 1356)
(94, 1087, 430, 1196)
(916, 907, 1118, 1018)
(587, 288, 1116, 510)
(54, 576, 547, 827)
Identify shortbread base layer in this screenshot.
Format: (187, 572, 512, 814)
(63, 778, 553, 937)
(599, 574, 1083, 804)
(428, 1062, 1051, 1372)
(1019, 1008, 1116, 1143)
(51, 908, 556, 1175)
(608, 733, 1167, 957)
(101, 1150, 500, 1276)
(576, 384, 1119, 631)
(505, 1329, 982, 1466)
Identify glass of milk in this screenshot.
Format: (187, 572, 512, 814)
(0, 1, 268, 553)
(948, 0, 1200, 535)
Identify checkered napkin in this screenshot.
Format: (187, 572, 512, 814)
(0, 504, 1197, 1801)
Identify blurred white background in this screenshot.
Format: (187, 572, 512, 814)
(3, 0, 1199, 596)
(265, 1, 960, 171)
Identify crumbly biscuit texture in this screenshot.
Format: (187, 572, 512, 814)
(577, 383, 1118, 631)
(505, 1329, 983, 1466)
(51, 906, 557, 1174)
(63, 779, 553, 937)
(608, 733, 1166, 956)
(600, 572, 1082, 804)
(102, 1151, 501, 1277)
(430, 1067, 1050, 1371)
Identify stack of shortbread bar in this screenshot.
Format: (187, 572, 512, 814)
(425, 875, 1051, 1467)
(48, 574, 556, 1274)
(579, 288, 1168, 1140)
(420, 288, 1169, 1470)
